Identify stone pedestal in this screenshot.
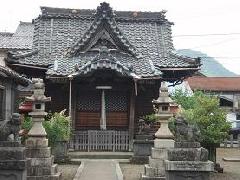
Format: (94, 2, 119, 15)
(141, 139, 174, 180)
(26, 138, 61, 179)
(52, 141, 70, 163)
(131, 135, 154, 164)
(165, 142, 214, 180)
(0, 141, 27, 180)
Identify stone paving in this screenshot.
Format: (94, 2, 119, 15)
(75, 159, 121, 180)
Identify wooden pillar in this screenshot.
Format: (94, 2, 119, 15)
(129, 85, 136, 151)
(96, 86, 112, 130)
(100, 90, 107, 130)
(72, 83, 77, 131)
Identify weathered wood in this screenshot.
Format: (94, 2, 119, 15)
(129, 86, 135, 151)
(75, 112, 100, 129)
(106, 112, 128, 127)
(72, 84, 77, 131)
(70, 130, 129, 151)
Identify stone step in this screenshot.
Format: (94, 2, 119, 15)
(68, 151, 133, 159)
(70, 158, 130, 164)
(222, 157, 240, 162)
(141, 174, 166, 180)
(27, 172, 61, 180)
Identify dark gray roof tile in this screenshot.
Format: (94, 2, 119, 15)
(0, 65, 30, 85)
(10, 3, 200, 78)
(0, 22, 34, 50)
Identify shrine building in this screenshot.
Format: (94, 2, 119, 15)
(6, 2, 200, 151)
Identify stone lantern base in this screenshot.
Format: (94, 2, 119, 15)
(141, 139, 175, 180)
(26, 137, 61, 180)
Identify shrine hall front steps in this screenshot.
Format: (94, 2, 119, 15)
(69, 151, 132, 163)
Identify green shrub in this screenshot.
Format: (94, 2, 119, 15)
(21, 110, 71, 147)
(21, 115, 33, 143)
(141, 114, 158, 125)
(43, 110, 71, 147)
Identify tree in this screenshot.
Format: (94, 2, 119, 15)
(171, 90, 231, 162)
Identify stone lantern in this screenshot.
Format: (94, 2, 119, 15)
(25, 78, 51, 137)
(25, 78, 61, 179)
(152, 81, 174, 139)
(141, 81, 175, 180)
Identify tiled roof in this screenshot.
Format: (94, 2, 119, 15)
(0, 22, 34, 50)
(0, 65, 30, 86)
(187, 77, 240, 92)
(0, 32, 14, 49)
(40, 6, 169, 22)
(9, 2, 200, 78)
(46, 47, 160, 77)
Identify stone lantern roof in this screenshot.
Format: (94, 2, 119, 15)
(152, 81, 173, 105)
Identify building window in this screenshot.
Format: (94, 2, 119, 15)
(0, 88, 4, 121)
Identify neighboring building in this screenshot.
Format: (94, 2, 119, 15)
(6, 2, 200, 150)
(0, 22, 32, 121)
(186, 76, 240, 128)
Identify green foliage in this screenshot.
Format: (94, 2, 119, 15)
(171, 90, 231, 144)
(43, 110, 71, 147)
(171, 89, 196, 110)
(21, 115, 33, 131)
(141, 114, 158, 124)
(21, 115, 33, 143)
(21, 110, 71, 147)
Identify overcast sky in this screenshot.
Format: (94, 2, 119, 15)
(0, 0, 240, 75)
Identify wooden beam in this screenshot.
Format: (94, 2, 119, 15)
(72, 83, 77, 131)
(129, 84, 136, 151)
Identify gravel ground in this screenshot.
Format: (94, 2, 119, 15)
(58, 164, 80, 180)
(120, 148, 240, 180)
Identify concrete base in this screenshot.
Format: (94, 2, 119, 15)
(132, 139, 154, 164)
(165, 160, 214, 171)
(0, 141, 27, 180)
(133, 139, 154, 156)
(166, 171, 210, 180)
(165, 160, 214, 180)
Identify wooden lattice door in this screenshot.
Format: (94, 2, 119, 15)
(76, 90, 101, 129)
(105, 91, 128, 129)
(75, 89, 129, 130)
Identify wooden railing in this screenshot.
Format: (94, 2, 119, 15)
(221, 134, 240, 148)
(69, 130, 129, 151)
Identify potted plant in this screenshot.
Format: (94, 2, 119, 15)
(43, 109, 71, 163)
